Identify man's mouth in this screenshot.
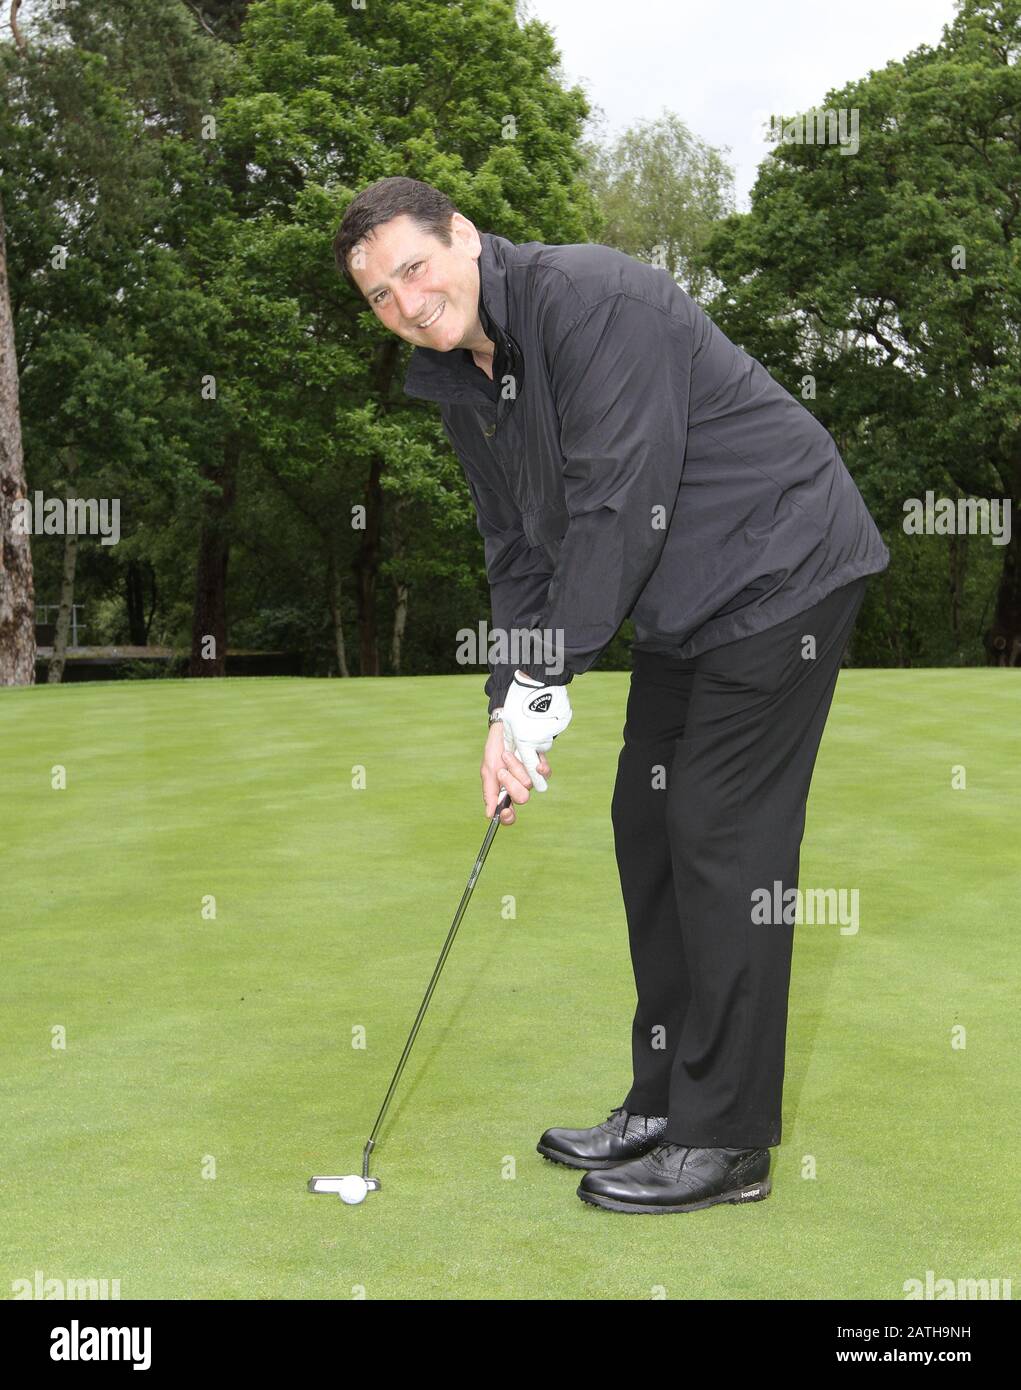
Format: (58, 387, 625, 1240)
(416, 300, 445, 330)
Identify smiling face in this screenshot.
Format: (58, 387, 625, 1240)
(348, 211, 492, 356)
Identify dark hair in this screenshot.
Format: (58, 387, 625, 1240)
(334, 177, 460, 293)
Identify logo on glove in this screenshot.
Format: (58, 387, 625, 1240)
(527, 692, 553, 713)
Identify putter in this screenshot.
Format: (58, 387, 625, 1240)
(308, 785, 513, 1204)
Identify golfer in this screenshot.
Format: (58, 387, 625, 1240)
(336, 176, 890, 1215)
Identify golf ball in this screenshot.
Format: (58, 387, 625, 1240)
(337, 1176, 368, 1205)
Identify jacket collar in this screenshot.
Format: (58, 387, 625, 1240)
(402, 231, 523, 405)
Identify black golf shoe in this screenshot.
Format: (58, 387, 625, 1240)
(537, 1105, 668, 1171)
(577, 1141, 771, 1213)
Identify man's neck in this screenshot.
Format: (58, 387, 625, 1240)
(465, 308, 497, 380)
(471, 348, 495, 381)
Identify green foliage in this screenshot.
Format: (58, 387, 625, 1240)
(699, 0, 1021, 663)
(578, 109, 736, 301)
(4, 0, 1014, 681)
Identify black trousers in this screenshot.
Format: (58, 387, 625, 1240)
(612, 577, 868, 1148)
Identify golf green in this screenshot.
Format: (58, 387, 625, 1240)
(1, 672, 1017, 1299)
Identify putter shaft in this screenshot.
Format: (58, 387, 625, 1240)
(361, 787, 512, 1178)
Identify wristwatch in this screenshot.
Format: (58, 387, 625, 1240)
(488, 708, 504, 725)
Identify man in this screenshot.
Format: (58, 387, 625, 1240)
(336, 176, 889, 1215)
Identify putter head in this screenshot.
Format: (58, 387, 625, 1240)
(307, 1175, 382, 1194)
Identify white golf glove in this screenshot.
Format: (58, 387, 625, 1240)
(500, 671, 573, 792)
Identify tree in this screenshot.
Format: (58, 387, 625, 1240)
(2, 0, 228, 681)
(215, 0, 602, 675)
(578, 108, 736, 303)
(0, 2, 34, 685)
(701, 0, 1021, 664)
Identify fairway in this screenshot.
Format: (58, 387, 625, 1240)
(2, 672, 1018, 1300)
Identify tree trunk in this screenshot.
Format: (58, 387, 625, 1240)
(326, 548, 350, 677)
(391, 578, 409, 675)
(880, 566, 906, 667)
(125, 559, 156, 646)
(351, 453, 382, 676)
(47, 496, 79, 684)
(189, 435, 239, 676)
(948, 530, 966, 649)
(349, 337, 401, 678)
(985, 474, 1021, 667)
(144, 562, 157, 641)
(0, 189, 35, 686)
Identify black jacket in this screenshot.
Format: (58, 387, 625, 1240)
(403, 232, 889, 714)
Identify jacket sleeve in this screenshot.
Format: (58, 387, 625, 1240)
(458, 457, 555, 714)
(517, 292, 694, 686)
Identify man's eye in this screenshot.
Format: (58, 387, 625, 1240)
(373, 262, 423, 306)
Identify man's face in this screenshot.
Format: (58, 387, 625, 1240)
(349, 211, 486, 352)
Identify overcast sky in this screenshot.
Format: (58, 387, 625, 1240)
(523, 0, 963, 209)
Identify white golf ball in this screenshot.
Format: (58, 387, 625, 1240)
(337, 1176, 368, 1205)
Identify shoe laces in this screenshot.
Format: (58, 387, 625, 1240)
(648, 1141, 688, 1164)
(607, 1105, 631, 1134)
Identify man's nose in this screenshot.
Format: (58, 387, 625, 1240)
(393, 287, 425, 326)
